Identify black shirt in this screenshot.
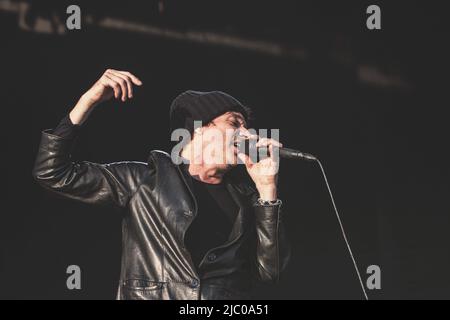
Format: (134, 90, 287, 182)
(53, 115, 239, 269)
(184, 171, 239, 268)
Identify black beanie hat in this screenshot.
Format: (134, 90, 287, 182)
(169, 90, 250, 134)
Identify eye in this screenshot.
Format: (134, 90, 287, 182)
(228, 120, 240, 128)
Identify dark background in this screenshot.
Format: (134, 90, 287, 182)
(1, 0, 448, 299)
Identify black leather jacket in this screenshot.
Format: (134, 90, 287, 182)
(32, 130, 291, 300)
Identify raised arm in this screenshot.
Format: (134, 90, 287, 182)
(32, 69, 147, 209)
(69, 69, 142, 125)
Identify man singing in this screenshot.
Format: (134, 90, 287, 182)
(32, 69, 291, 300)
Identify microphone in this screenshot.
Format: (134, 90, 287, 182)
(278, 147, 317, 161)
(239, 138, 317, 162)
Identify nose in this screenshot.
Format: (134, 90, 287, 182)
(236, 127, 250, 139)
(233, 129, 247, 146)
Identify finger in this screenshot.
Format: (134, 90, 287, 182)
(118, 71, 143, 86)
(255, 137, 269, 147)
(256, 138, 282, 148)
(237, 152, 254, 169)
(237, 127, 258, 140)
(259, 157, 274, 171)
(106, 72, 128, 101)
(111, 72, 133, 98)
(106, 71, 129, 101)
(101, 75, 121, 99)
(269, 144, 278, 162)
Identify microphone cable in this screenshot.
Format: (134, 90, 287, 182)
(314, 158, 369, 300)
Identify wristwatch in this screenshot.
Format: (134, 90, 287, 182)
(256, 198, 282, 206)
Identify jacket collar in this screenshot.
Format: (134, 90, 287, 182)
(148, 150, 255, 233)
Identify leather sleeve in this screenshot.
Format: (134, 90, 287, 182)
(32, 129, 148, 209)
(253, 202, 291, 283)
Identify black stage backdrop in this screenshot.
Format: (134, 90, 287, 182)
(0, 0, 448, 299)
